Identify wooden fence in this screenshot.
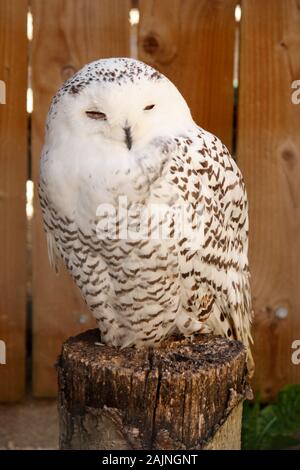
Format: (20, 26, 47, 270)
(0, 0, 299, 401)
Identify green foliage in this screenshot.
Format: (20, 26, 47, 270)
(242, 384, 300, 450)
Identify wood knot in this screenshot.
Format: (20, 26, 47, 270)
(280, 40, 288, 50)
(142, 35, 160, 55)
(140, 30, 177, 64)
(61, 65, 77, 81)
(282, 148, 294, 161)
(280, 146, 297, 171)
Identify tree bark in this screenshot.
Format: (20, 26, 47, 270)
(58, 329, 250, 450)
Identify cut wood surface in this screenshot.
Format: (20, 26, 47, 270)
(58, 330, 248, 450)
(0, 0, 27, 401)
(237, 0, 300, 400)
(138, 0, 237, 151)
(31, 0, 131, 396)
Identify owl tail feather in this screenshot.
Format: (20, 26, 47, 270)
(46, 232, 59, 274)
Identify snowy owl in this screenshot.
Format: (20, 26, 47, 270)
(39, 58, 253, 373)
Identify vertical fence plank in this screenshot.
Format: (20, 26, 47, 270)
(31, 0, 131, 396)
(238, 0, 300, 399)
(0, 0, 27, 401)
(138, 0, 237, 151)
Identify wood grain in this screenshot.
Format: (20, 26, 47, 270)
(138, 0, 237, 151)
(31, 0, 131, 396)
(238, 0, 300, 400)
(0, 0, 27, 401)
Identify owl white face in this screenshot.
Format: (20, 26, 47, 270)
(46, 58, 193, 152)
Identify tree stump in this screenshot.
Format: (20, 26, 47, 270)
(58, 329, 250, 450)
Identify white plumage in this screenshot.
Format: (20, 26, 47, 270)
(39, 58, 253, 372)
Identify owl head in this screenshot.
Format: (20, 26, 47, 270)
(46, 58, 193, 152)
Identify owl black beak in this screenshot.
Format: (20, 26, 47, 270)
(123, 126, 132, 150)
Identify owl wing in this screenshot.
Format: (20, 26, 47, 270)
(172, 130, 253, 369)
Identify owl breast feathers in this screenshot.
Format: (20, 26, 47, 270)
(39, 58, 253, 373)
